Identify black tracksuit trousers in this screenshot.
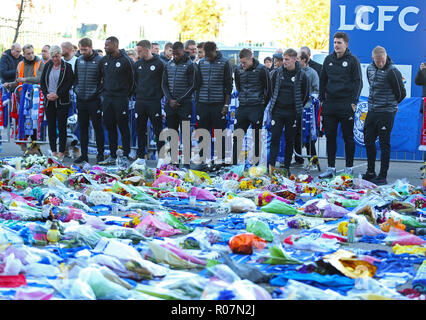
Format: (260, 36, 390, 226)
(102, 96, 131, 158)
(135, 99, 164, 159)
(363, 111, 396, 178)
(269, 108, 298, 169)
(165, 100, 193, 165)
(232, 105, 264, 165)
(77, 98, 104, 157)
(196, 102, 228, 164)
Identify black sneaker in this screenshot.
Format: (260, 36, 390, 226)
(371, 176, 387, 186)
(74, 155, 89, 164)
(98, 156, 117, 166)
(96, 154, 104, 164)
(362, 172, 377, 182)
(182, 164, 190, 169)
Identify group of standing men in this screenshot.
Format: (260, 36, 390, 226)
(0, 31, 408, 184)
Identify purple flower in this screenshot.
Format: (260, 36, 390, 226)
(287, 220, 299, 229)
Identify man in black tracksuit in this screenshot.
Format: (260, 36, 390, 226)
(268, 48, 309, 175)
(162, 41, 197, 167)
(319, 32, 363, 178)
(98, 36, 134, 165)
(133, 40, 165, 161)
(73, 37, 105, 164)
(362, 46, 406, 185)
(233, 48, 271, 165)
(196, 41, 233, 169)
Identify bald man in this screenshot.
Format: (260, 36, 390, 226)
(61, 41, 77, 72)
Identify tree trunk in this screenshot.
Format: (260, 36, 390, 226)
(12, 0, 25, 44)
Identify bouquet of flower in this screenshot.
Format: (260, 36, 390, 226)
(239, 179, 256, 190)
(223, 171, 241, 181)
(247, 166, 267, 178)
(22, 155, 48, 168)
(262, 184, 283, 193)
(159, 164, 180, 172)
(275, 189, 297, 201)
(410, 194, 426, 209)
(255, 191, 275, 206)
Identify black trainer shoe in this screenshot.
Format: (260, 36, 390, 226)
(371, 176, 387, 186)
(74, 155, 89, 164)
(96, 154, 104, 164)
(183, 164, 190, 169)
(362, 172, 377, 182)
(98, 156, 117, 166)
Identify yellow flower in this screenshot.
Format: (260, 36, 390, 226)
(240, 181, 247, 189)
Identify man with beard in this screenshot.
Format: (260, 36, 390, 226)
(73, 37, 105, 164)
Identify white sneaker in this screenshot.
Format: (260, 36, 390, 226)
(344, 167, 354, 175)
(319, 167, 336, 179)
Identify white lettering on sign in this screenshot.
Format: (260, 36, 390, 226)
(399, 6, 420, 32)
(377, 6, 398, 31)
(339, 5, 420, 32)
(355, 6, 375, 31)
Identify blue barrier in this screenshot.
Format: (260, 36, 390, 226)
(336, 97, 424, 160)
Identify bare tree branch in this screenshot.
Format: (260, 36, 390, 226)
(13, 0, 25, 44)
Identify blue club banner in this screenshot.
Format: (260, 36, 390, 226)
(336, 97, 424, 159)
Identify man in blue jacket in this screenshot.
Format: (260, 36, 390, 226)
(0, 43, 23, 84)
(162, 41, 197, 167)
(133, 40, 165, 162)
(196, 41, 233, 170)
(319, 32, 363, 178)
(233, 48, 271, 166)
(362, 46, 406, 185)
(98, 36, 134, 165)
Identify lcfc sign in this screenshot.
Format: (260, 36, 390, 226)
(338, 5, 420, 32)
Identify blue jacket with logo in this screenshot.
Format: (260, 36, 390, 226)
(99, 49, 134, 98)
(319, 48, 363, 106)
(133, 53, 164, 101)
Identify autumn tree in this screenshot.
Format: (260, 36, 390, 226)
(272, 0, 330, 50)
(170, 0, 224, 42)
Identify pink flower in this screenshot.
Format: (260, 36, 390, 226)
(265, 195, 273, 203)
(232, 173, 239, 180)
(50, 197, 61, 206)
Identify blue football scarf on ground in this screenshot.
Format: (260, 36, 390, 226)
(270, 271, 355, 294)
(18, 83, 32, 140)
